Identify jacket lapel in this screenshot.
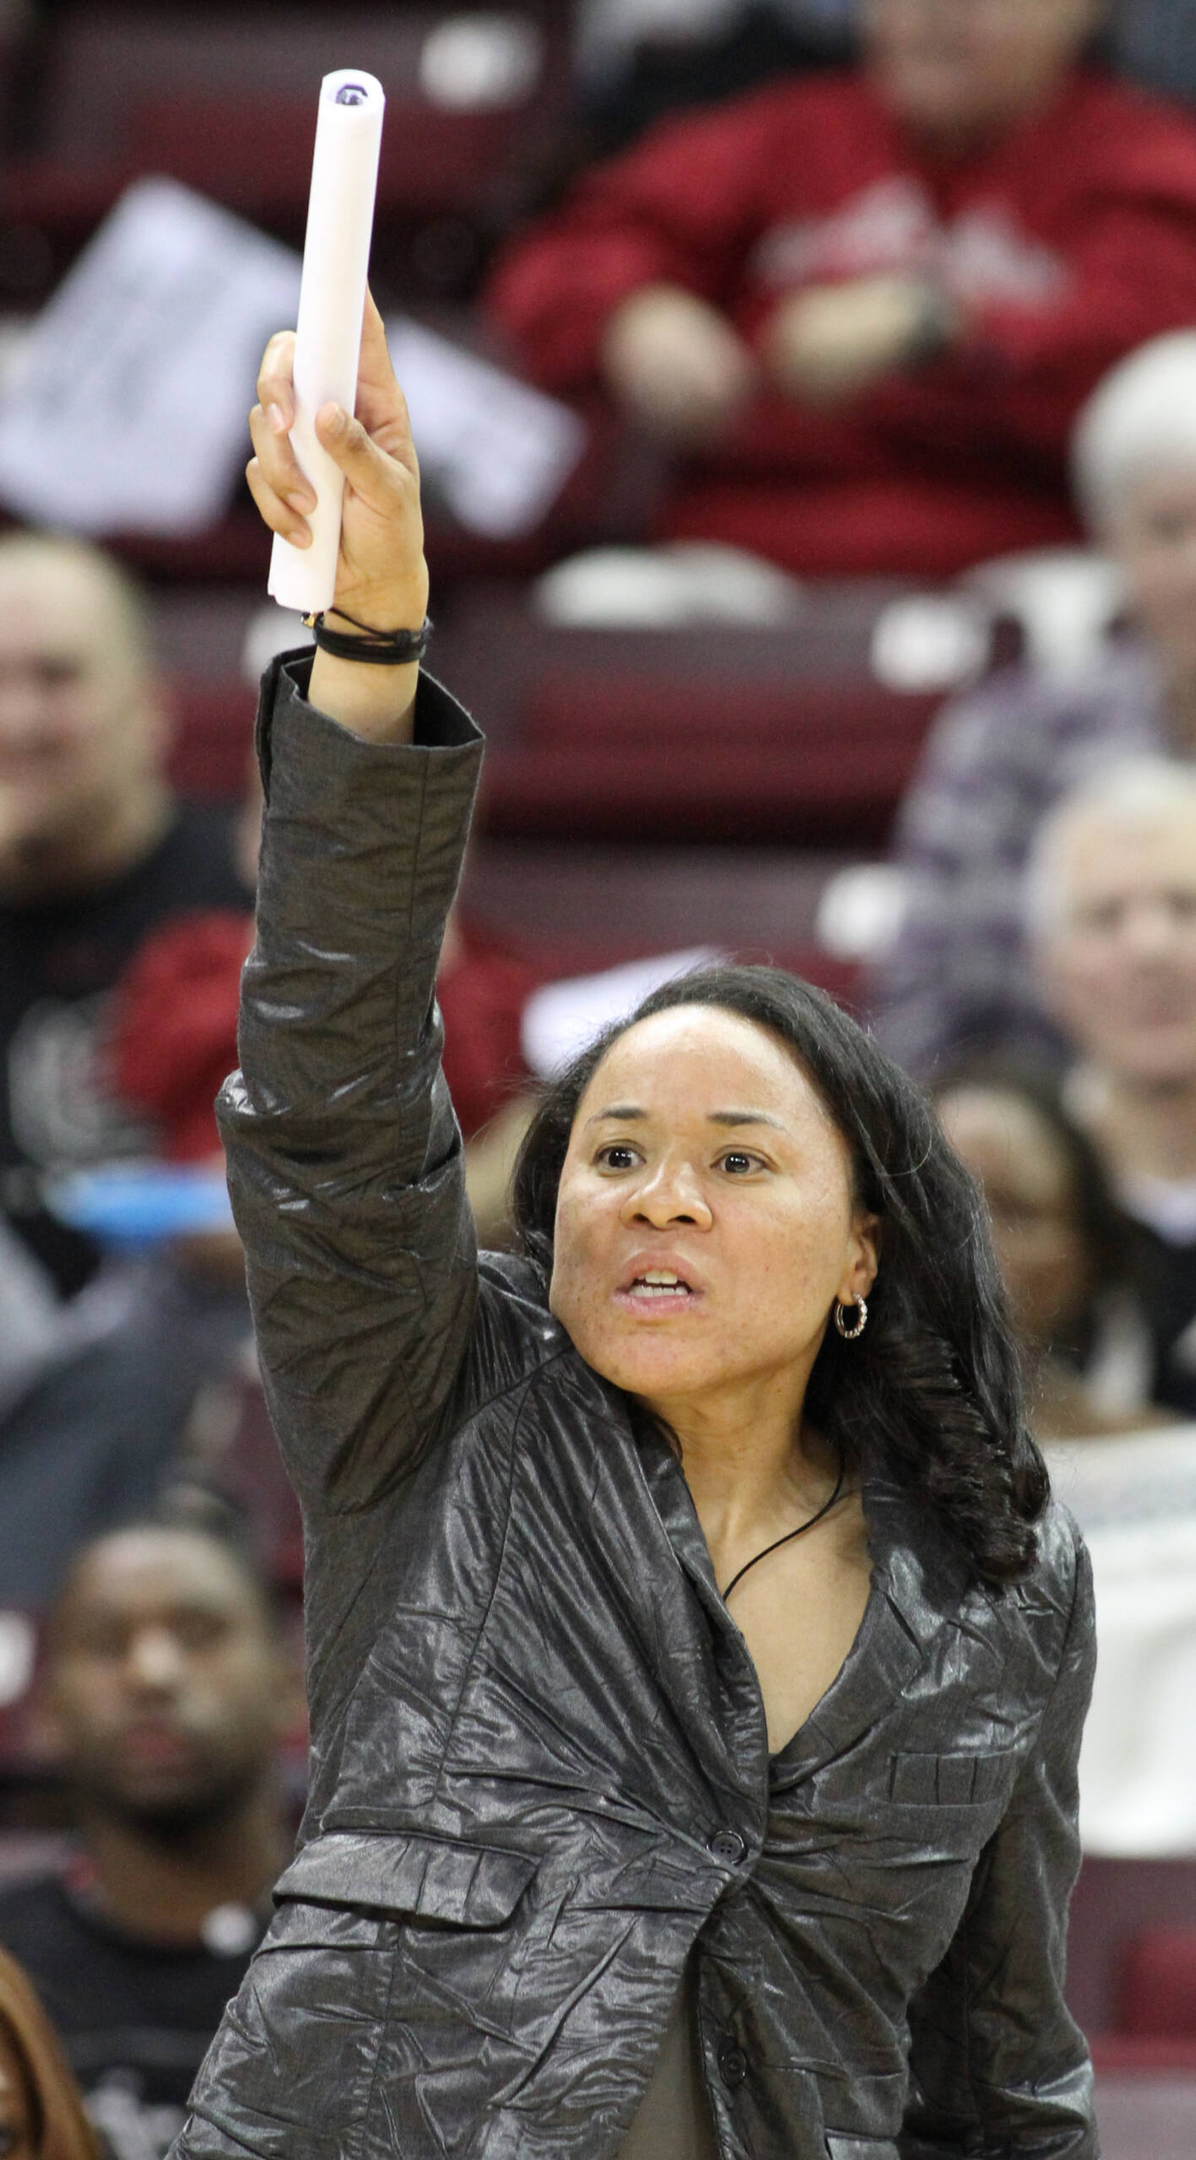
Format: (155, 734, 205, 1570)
(586, 1363, 972, 1794)
(771, 1478, 972, 1789)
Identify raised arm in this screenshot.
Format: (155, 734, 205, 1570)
(219, 300, 483, 1518)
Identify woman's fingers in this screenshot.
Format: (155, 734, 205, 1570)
(249, 331, 316, 515)
(245, 452, 312, 548)
(355, 289, 398, 406)
(248, 327, 311, 544)
(312, 399, 417, 514)
(247, 402, 314, 507)
(247, 306, 429, 627)
(246, 397, 314, 547)
(353, 292, 418, 472)
(255, 329, 297, 429)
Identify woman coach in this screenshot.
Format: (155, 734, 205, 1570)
(174, 298, 1096, 2160)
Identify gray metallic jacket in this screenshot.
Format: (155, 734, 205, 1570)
(177, 657, 1097, 2160)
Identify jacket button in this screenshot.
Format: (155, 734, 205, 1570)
(707, 1829, 746, 1864)
(718, 2042, 748, 2088)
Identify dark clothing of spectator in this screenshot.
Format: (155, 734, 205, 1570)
(1, 804, 247, 1297)
(870, 642, 1170, 1076)
(0, 1257, 250, 1607)
(578, 0, 854, 159)
(1123, 1210, 1196, 1419)
(1115, 0, 1196, 108)
(0, 1870, 265, 2160)
(489, 69, 1196, 578)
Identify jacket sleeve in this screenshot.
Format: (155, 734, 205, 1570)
(215, 652, 485, 1519)
(899, 1537, 1098, 2159)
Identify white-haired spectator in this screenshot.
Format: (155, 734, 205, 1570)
(1072, 327, 1196, 533)
(872, 328, 1196, 1074)
(1028, 756, 1196, 1418)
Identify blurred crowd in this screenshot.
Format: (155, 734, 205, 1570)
(3, 2, 1196, 2151)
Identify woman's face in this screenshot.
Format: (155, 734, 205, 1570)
(935, 1085, 1091, 1348)
(550, 1005, 879, 1431)
(0, 2023, 34, 2160)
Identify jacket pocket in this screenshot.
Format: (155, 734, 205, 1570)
(888, 1748, 1014, 1807)
(274, 1827, 537, 1929)
(825, 2139, 899, 2158)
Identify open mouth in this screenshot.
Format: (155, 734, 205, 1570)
(622, 1269, 696, 1300)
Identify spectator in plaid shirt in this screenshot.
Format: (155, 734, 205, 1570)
(871, 330, 1196, 1075)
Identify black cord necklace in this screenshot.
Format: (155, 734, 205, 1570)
(719, 1462, 847, 1602)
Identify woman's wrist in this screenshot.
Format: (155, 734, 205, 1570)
(308, 648, 421, 742)
(311, 609, 432, 668)
(305, 571, 430, 742)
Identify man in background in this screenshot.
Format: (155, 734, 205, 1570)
(0, 1508, 299, 2160)
(0, 532, 248, 1301)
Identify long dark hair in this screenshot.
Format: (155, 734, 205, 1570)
(512, 965, 1048, 1589)
(931, 1054, 1131, 1322)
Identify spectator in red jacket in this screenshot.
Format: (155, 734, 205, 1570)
(107, 903, 537, 1254)
(488, 0, 1196, 579)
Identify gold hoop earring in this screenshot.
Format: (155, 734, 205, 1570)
(834, 1296, 868, 1341)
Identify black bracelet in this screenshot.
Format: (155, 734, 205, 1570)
(303, 608, 432, 666)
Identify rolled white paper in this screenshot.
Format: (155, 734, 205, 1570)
(268, 68, 385, 614)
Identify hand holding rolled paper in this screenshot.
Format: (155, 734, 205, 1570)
(268, 68, 386, 612)
(248, 64, 428, 675)
(247, 292, 429, 643)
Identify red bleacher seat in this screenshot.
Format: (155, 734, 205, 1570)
(1092, 2033, 1196, 2074)
(158, 575, 944, 853)
(1119, 1930, 1196, 2041)
(166, 678, 257, 801)
(1068, 1858, 1196, 2044)
(460, 839, 866, 1007)
(2, 6, 569, 265)
(438, 581, 940, 846)
(129, 94, 543, 225)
